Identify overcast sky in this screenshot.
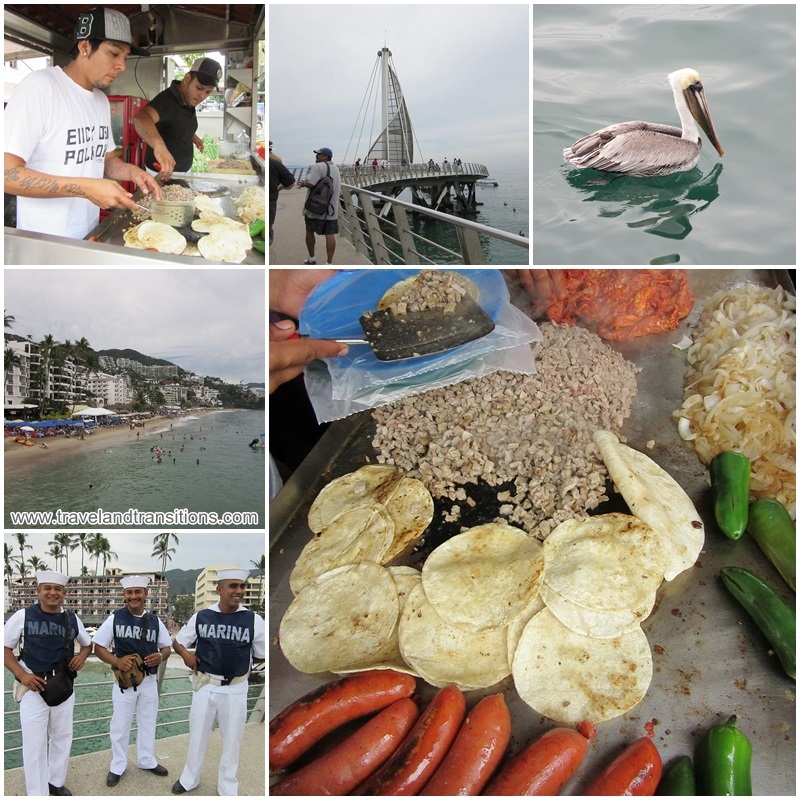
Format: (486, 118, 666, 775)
(4, 269, 265, 384)
(4, 531, 264, 573)
(269, 4, 530, 173)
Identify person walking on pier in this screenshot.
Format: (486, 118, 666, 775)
(297, 147, 342, 265)
(4, 570, 92, 796)
(92, 575, 172, 788)
(171, 568, 265, 796)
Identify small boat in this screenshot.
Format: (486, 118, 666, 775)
(14, 437, 34, 446)
(248, 434, 265, 449)
(477, 179, 499, 187)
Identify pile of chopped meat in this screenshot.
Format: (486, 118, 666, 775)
(386, 270, 469, 315)
(546, 269, 695, 341)
(130, 184, 199, 222)
(372, 322, 640, 538)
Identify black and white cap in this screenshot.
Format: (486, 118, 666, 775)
(189, 57, 223, 89)
(74, 7, 150, 56)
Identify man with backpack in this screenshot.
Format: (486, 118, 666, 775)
(297, 147, 342, 265)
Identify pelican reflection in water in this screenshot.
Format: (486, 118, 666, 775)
(564, 68, 724, 177)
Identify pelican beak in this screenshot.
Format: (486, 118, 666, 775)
(684, 83, 724, 157)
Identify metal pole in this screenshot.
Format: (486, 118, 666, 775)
(380, 47, 390, 161)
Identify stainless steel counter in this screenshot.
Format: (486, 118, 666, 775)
(5, 164, 265, 266)
(269, 269, 795, 794)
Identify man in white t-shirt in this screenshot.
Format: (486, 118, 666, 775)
(4, 7, 161, 240)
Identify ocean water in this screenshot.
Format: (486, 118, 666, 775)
(533, 4, 796, 264)
(4, 409, 265, 529)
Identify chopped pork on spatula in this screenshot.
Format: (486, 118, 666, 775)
(593, 430, 704, 581)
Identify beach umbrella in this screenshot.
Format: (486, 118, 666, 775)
(20, 426, 34, 432)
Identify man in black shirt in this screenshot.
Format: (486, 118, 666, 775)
(134, 57, 222, 180)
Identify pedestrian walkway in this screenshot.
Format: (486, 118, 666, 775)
(3, 722, 265, 796)
(269, 187, 372, 266)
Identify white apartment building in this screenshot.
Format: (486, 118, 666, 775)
(192, 384, 221, 405)
(4, 339, 37, 409)
(194, 565, 265, 612)
(161, 382, 189, 405)
(84, 371, 132, 407)
(4, 339, 86, 410)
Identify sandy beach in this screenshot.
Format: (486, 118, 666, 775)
(4, 409, 217, 475)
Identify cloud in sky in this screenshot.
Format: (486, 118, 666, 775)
(4, 269, 265, 384)
(269, 4, 530, 173)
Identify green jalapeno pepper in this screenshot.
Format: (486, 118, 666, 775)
(249, 218, 265, 238)
(695, 715, 752, 796)
(656, 754, 696, 795)
(720, 567, 796, 679)
(710, 451, 751, 540)
(747, 499, 796, 591)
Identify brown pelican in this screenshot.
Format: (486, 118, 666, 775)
(563, 68, 724, 177)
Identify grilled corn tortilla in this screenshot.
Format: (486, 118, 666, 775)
(289, 504, 394, 595)
(335, 566, 422, 676)
(280, 562, 399, 674)
(398, 581, 509, 690)
(594, 430, 705, 581)
(513, 608, 652, 724)
(542, 514, 665, 613)
(123, 221, 187, 254)
(541, 582, 656, 639)
(307, 465, 433, 561)
(422, 523, 545, 630)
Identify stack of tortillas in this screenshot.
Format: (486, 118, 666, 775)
(191, 196, 251, 263)
(123, 221, 186, 254)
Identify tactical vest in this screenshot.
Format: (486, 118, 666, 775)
(21, 604, 79, 673)
(113, 608, 159, 652)
(194, 608, 254, 678)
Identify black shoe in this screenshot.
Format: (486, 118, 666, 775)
(172, 780, 189, 794)
(143, 764, 169, 776)
(106, 772, 121, 787)
(48, 786, 72, 796)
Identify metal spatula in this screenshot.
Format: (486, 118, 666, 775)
(358, 294, 495, 361)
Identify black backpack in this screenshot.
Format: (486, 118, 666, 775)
(304, 162, 335, 216)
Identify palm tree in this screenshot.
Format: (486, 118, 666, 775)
(152, 533, 179, 610)
(54, 533, 76, 576)
(250, 554, 265, 579)
(75, 532, 92, 574)
(4, 311, 15, 329)
(96, 536, 118, 574)
(28, 555, 49, 573)
(4, 543, 16, 586)
(15, 558, 30, 581)
(35, 333, 57, 414)
(14, 533, 31, 564)
(47, 541, 64, 572)
(5, 347, 22, 390)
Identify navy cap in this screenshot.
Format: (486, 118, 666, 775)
(314, 147, 333, 158)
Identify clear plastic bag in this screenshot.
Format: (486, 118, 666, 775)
(300, 270, 541, 422)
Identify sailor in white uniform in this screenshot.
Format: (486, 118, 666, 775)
(92, 574, 173, 787)
(3, 570, 92, 796)
(171, 568, 265, 796)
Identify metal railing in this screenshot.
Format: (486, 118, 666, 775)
(290, 162, 489, 189)
(3, 665, 265, 756)
(337, 184, 529, 265)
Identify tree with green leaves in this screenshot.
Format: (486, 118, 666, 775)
(28, 555, 49, 573)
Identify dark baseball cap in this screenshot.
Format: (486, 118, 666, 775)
(314, 147, 333, 158)
(74, 7, 150, 56)
(189, 57, 223, 89)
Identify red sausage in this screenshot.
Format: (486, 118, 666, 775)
(269, 670, 417, 772)
(270, 698, 419, 795)
(355, 684, 467, 795)
(483, 726, 594, 795)
(419, 693, 511, 795)
(582, 736, 662, 796)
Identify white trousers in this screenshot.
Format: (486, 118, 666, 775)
(179, 685, 247, 796)
(19, 689, 75, 796)
(109, 674, 159, 774)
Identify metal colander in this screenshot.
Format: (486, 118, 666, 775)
(150, 199, 195, 227)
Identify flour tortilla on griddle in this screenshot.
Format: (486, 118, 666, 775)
(542, 514, 665, 613)
(135, 221, 187, 254)
(289, 504, 394, 595)
(398, 581, 509, 691)
(594, 430, 705, 581)
(422, 522, 545, 630)
(280, 562, 399, 674)
(513, 607, 652, 724)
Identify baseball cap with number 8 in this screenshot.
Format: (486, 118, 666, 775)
(74, 7, 150, 56)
